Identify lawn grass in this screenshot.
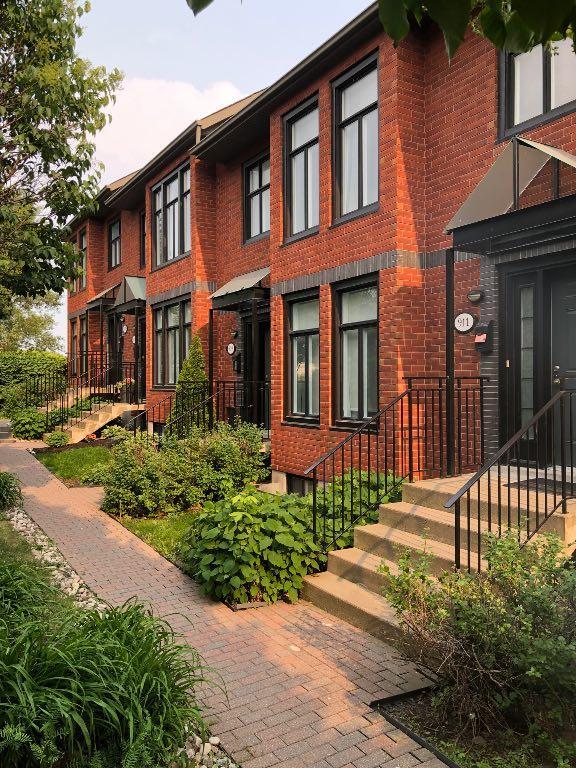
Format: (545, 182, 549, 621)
(36, 446, 111, 485)
(119, 512, 197, 560)
(0, 517, 33, 561)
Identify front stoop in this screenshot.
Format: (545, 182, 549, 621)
(46, 402, 137, 444)
(304, 474, 576, 639)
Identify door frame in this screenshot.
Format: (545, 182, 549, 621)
(499, 252, 576, 455)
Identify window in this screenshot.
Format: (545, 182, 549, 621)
(70, 320, 78, 376)
(152, 164, 191, 267)
(288, 296, 320, 419)
(108, 219, 121, 269)
(244, 155, 270, 241)
(334, 57, 378, 220)
(338, 283, 378, 421)
(285, 101, 319, 238)
(139, 211, 146, 269)
(77, 229, 87, 291)
(505, 41, 576, 132)
(153, 299, 191, 386)
(79, 316, 88, 375)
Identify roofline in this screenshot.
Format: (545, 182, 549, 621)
(192, 2, 379, 161)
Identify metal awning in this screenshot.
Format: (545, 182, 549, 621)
(211, 267, 270, 310)
(113, 276, 147, 313)
(86, 283, 120, 309)
(446, 137, 576, 232)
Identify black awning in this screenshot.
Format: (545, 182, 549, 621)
(211, 267, 270, 310)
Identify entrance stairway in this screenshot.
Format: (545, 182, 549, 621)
(303, 474, 576, 642)
(54, 402, 138, 443)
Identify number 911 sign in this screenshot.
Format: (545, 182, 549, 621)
(454, 312, 475, 334)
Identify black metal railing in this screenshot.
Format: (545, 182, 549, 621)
(24, 369, 67, 408)
(444, 389, 576, 572)
(126, 381, 210, 443)
(306, 376, 486, 551)
(48, 359, 144, 433)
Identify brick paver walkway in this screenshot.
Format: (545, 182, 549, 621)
(1, 442, 445, 768)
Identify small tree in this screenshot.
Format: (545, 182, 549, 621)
(176, 335, 207, 390)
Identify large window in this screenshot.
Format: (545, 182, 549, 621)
(153, 299, 191, 386)
(139, 211, 146, 269)
(79, 316, 88, 375)
(108, 219, 121, 269)
(288, 296, 320, 419)
(71, 229, 87, 293)
(505, 41, 576, 132)
(152, 164, 191, 267)
(285, 101, 319, 238)
(334, 57, 378, 220)
(244, 155, 270, 241)
(338, 283, 378, 421)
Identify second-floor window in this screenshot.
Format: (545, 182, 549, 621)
(139, 211, 146, 269)
(334, 56, 378, 220)
(78, 229, 87, 291)
(506, 41, 576, 130)
(108, 219, 121, 269)
(244, 155, 270, 241)
(285, 101, 320, 238)
(153, 164, 191, 267)
(153, 298, 191, 386)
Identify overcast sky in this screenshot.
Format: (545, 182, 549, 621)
(54, 0, 373, 343)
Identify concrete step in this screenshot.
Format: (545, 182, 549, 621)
(302, 571, 400, 642)
(354, 523, 484, 574)
(379, 501, 491, 552)
(327, 548, 398, 595)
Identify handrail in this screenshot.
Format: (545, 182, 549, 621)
(444, 390, 565, 510)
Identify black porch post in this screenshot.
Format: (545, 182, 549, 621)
(134, 305, 140, 405)
(251, 298, 260, 425)
(208, 308, 214, 430)
(446, 247, 455, 476)
(99, 305, 104, 370)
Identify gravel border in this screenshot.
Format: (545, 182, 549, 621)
(3, 502, 239, 768)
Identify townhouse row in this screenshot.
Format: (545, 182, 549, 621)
(68, 2, 576, 483)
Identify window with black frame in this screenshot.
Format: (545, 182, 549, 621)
(285, 102, 319, 238)
(334, 57, 378, 220)
(153, 299, 191, 386)
(108, 219, 121, 269)
(245, 155, 270, 240)
(152, 165, 191, 267)
(288, 296, 320, 419)
(79, 316, 87, 375)
(78, 229, 87, 291)
(139, 211, 146, 269)
(505, 41, 576, 131)
(338, 283, 378, 421)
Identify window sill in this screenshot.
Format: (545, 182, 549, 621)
(108, 263, 122, 272)
(150, 385, 177, 392)
(330, 202, 379, 230)
(281, 418, 320, 429)
(282, 227, 320, 247)
(330, 419, 378, 433)
(243, 232, 270, 247)
(150, 252, 191, 273)
(498, 99, 576, 142)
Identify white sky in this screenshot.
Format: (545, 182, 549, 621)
(54, 0, 373, 344)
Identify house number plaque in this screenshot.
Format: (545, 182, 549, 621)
(226, 343, 236, 356)
(454, 312, 475, 334)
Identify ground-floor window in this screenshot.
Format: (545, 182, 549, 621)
(337, 282, 378, 421)
(153, 299, 191, 386)
(79, 316, 87, 375)
(287, 294, 319, 420)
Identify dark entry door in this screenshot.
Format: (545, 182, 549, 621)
(136, 314, 146, 401)
(107, 315, 123, 383)
(242, 316, 271, 429)
(551, 273, 576, 461)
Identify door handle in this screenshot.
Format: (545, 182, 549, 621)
(553, 364, 562, 386)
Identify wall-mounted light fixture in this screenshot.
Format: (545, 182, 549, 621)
(467, 289, 484, 304)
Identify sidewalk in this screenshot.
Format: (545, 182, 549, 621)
(0, 442, 444, 768)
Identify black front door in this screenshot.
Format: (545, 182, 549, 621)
(503, 263, 576, 462)
(136, 314, 146, 401)
(242, 315, 271, 428)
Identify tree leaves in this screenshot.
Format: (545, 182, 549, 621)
(185, 0, 216, 14)
(378, 0, 410, 44)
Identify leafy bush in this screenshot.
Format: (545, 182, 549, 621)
(384, 533, 576, 734)
(101, 424, 131, 442)
(0, 351, 66, 415)
(0, 472, 21, 513)
(102, 421, 267, 518)
(10, 407, 46, 439)
(0, 549, 211, 767)
(178, 488, 325, 604)
(43, 431, 70, 448)
(80, 463, 113, 487)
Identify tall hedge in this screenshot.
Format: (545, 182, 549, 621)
(0, 351, 66, 388)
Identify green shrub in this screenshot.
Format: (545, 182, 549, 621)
(43, 431, 70, 448)
(80, 463, 113, 487)
(0, 473, 21, 513)
(0, 556, 211, 767)
(176, 334, 207, 387)
(102, 421, 267, 518)
(100, 424, 131, 442)
(0, 351, 66, 415)
(384, 533, 576, 734)
(10, 408, 46, 440)
(178, 488, 325, 604)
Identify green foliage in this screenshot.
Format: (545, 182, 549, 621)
(185, 0, 576, 59)
(102, 421, 267, 518)
(0, 0, 121, 300)
(0, 350, 65, 414)
(178, 488, 325, 604)
(177, 335, 207, 387)
(120, 512, 198, 561)
(100, 424, 131, 443)
(383, 533, 576, 734)
(0, 293, 63, 353)
(43, 431, 70, 448)
(0, 530, 211, 768)
(0, 472, 21, 513)
(306, 470, 402, 549)
(36, 446, 112, 485)
(10, 407, 46, 439)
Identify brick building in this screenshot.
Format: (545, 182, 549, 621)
(68, 3, 576, 488)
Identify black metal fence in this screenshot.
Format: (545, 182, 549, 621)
(445, 388, 576, 572)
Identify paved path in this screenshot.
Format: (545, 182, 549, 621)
(1, 442, 444, 768)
